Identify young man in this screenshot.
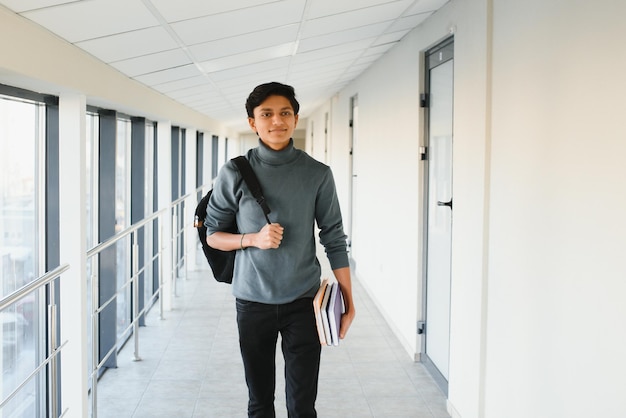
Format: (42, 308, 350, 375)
(205, 82, 355, 417)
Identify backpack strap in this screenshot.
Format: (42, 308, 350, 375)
(232, 156, 271, 225)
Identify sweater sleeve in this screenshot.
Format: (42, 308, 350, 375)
(315, 168, 349, 270)
(204, 161, 241, 235)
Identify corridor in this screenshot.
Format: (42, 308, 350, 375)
(96, 260, 450, 418)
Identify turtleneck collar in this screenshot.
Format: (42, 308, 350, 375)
(255, 138, 299, 165)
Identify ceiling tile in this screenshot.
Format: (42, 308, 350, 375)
(199, 43, 296, 73)
(21, 0, 159, 43)
(404, 0, 449, 15)
(292, 39, 374, 64)
(372, 29, 410, 46)
(111, 49, 191, 77)
(152, 75, 208, 94)
(149, 0, 275, 23)
(133, 64, 202, 86)
(170, 0, 306, 46)
(386, 12, 432, 33)
(361, 43, 395, 58)
(302, 0, 413, 38)
(306, 0, 398, 19)
(168, 85, 215, 101)
(291, 49, 362, 67)
(297, 22, 389, 53)
(76, 27, 178, 63)
(0, 0, 74, 13)
(188, 24, 299, 62)
(207, 58, 291, 82)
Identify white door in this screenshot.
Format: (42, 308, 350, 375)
(423, 38, 454, 392)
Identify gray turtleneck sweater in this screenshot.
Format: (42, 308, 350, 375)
(205, 139, 349, 304)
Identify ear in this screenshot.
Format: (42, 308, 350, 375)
(294, 114, 299, 127)
(248, 117, 257, 134)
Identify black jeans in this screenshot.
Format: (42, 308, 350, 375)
(236, 297, 321, 418)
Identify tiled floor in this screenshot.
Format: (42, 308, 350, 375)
(96, 259, 451, 418)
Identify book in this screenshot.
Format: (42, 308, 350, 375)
(327, 282, 343, 346)
(313, 278, 329, 345)
(320, 281, 333, 345)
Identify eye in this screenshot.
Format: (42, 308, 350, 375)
(281, 111, 292, 117)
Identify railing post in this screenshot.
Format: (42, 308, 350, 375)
(132, 231, 142, 362)
(184, 201, 189, 280)
(172, 210, 178, 298)
(159, 222, 165, 320)
(48, 284, 58, 418)
(91, 272, 99, 418)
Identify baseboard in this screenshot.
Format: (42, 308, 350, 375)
(447, 399, 462, 418)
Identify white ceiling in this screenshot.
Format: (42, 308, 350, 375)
(0, 0, 448, 132)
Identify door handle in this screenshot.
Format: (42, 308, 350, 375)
(437, 199, 452, 209)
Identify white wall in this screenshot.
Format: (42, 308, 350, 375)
(309, 0, 626, 417)
(485, 1, 626, 417)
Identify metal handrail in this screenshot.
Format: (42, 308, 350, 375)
(87, 187, 202, 418)
(0, 264, 69, 311)
(86, 207, 168, 259)
(0, 263, 70, 417)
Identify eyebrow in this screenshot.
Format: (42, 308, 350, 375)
(258, 106, 293, 112)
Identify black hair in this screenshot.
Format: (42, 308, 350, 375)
(245, 82, 300, 118)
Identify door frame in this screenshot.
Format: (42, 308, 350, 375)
(348, 95, 358, 252)
(420, 36, 454, 395)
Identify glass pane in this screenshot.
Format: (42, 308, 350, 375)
(115, 118, 131, 344)
(0, 96, 41, 295)
(85, 111, 99, 391)
(144, 123, 154, 305)
(0, 94, 45, 416)
(425, 59, 454, 380)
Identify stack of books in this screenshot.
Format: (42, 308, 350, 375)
(313, 278, 344, 346)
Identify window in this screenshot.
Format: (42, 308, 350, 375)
(0, 91, 47, 417)
(211, 135, 218, 179)
(85, 110, 99, 388)
(115, 117, 131, 345)
(143, 122, 155, 305)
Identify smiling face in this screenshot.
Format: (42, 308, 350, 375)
(248, 95, 299, 151)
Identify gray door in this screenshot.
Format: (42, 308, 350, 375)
(422, 38, 454, 394)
